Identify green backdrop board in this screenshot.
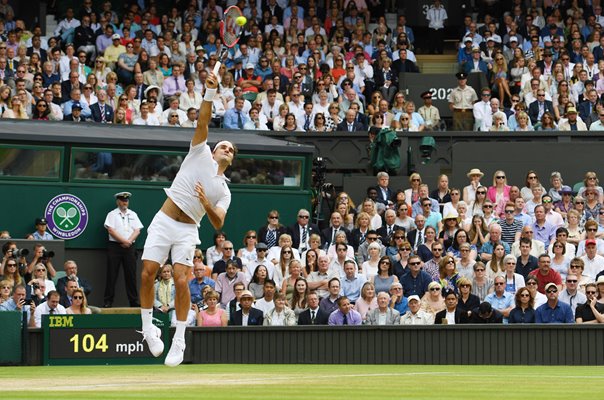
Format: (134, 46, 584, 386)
(43, 313, 169, 365)
(0, 311, 23, 365)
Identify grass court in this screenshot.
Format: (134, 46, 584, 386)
(3, 364, 603, 399)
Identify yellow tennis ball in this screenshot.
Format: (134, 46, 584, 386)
(236, 16, 247, 26)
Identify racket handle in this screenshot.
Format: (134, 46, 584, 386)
(212, 61, 222, 76)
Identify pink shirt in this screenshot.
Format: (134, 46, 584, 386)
(199, 308, 225, 327)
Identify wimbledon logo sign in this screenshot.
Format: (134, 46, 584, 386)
(44, 194, 89, 240)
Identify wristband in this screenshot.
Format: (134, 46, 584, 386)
(204, 88, 217, 102)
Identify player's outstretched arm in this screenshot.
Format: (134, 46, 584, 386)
(192, 73, 219, 146)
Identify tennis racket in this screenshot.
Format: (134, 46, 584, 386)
(212, 6, 245, 76)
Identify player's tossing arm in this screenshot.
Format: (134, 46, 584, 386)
(192, 73, 219, 146)
(195, 182, 226, 229)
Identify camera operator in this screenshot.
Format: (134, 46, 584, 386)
(0, 284, 37, 327)
(25, 278, 48, 306)
(26, 244, 56, 279)
(1, 241, 28, 277)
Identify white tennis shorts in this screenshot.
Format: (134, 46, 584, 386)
(142, 210, 200, 267)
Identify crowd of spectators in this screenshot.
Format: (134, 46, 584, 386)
(3, 167, 604, 326)
(4, 1, 604, 131)
(0, 0, 420, 131)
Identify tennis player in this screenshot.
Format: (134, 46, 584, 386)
(139, 72, 236, 367)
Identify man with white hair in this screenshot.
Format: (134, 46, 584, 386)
(366, 292, 400, 325)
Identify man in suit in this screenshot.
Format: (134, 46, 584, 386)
(375, 171, 392, 206)
(61, 71, 81, 101)
(56, 260, 92, 297)
(90, 89, 114, 123)
(26, 36, 47, 63)
(0, 56, 14, 85)
(298, 291, 329, 325)
(435, 289, 469, 324)
(132, 72, 148, 101)
(527, 89, 555, 125)
(321, 212, 351, 248)
(578, 88, 599, 122)
(407, 214, 427, 252)
(288, 208, 319, 252)
(376, 209, 402, 244)
(336, 108, 365, 132)
(229, 290, 264, 326)
(349, 102, 368, 130)
(59, 279, 79, 309)
(463, 47, 489, 75)
(366, 292, 401, 325)
(257, 210, 288, 248)
(392, 48, 419, 75)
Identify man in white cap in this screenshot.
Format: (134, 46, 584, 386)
(103, 191, 143, 308)
(139, 72, 236, 367)
(400, 295, 434, 324)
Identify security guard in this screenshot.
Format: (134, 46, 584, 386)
(103, 192, 144, 307)
(448, 72, 478, 131)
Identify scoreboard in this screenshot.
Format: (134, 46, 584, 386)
(43, 314, 169, 365)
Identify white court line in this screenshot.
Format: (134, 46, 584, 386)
(8, 371, 603, 392)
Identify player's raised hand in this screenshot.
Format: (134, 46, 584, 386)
(207, 73, 218, 89)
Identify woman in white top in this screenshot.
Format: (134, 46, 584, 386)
(272, 103, 289, 131)
(30, 263, 56, 295)
(361, 198, 382, 230)
(361, 242, 382, 280)
(550, 240, 570, 280)
(326, 231, 354, 261)
(237, 230, 258, 270)
(179, 79, 202, 111)
(2, 97, 28, 119)
(405, 173, 422, 206)
(394, 203, 415, 232)
(469, 186, 487, 218)
(205, 232, 226, 270)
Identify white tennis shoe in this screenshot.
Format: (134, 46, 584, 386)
(164, 338, 186, 367)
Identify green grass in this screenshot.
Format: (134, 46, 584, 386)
(3, 364, 603, 399)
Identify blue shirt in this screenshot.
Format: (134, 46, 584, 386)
(411, 198, 439, 217)
(484, 291, 514, 323)
(327, 308, 363, 325)
(400, 270, 433, 297)
(223, 108, 249, 129)
(514, 213, 533, 227)
(532, 221, 556, 248)
(392, 297, 409, 315)
(480, 241, 511, 258)
(188, 277, 215, 304)
(33, 231, 53, 240)
(535, 300, 574, 323)
(341, 275, 366, 303)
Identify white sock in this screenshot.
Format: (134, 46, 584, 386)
(174, 320, 187, 342)
(141, 308, 153, 332)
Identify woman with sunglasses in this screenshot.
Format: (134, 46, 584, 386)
(405, 173, 422, 206)
(508, 287, 535, 323)
(578, 171, 604, 203)
(394, 203, 415, 232)
(471, 261, 493, 301)
(469, 186, 487, 217)
(29, 263, 55, 295)
(310, 112, 332, 132)
(525, 275, 547, 308)
(455, 277, 480, 318)
(487, 170, 510, 217)
(0, 279, 12, 305)
(439, 255, 461, 294)
(31, 99, 51, 120)
(583, 187, 601, 220)
(521, 170, 542, 202)
(66, 288, 92, 315)
(421, 281, 445, 317)
(237, 230, 258, 271)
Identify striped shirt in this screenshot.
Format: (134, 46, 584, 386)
(500, 219, 524, 246)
